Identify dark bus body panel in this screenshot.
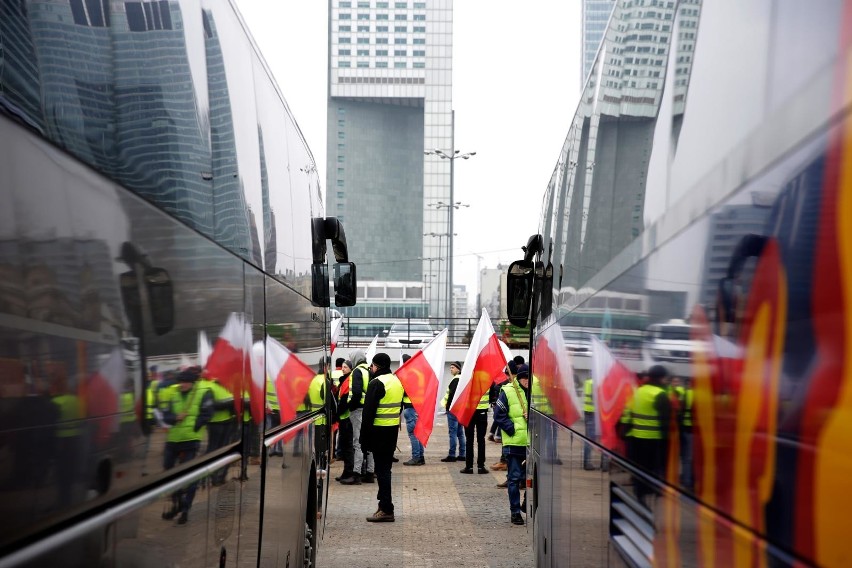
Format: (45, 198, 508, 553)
(0, 1, 332, 566)
(525, 1, 852, 567)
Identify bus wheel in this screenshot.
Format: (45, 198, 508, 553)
(304, 522, 315, 568)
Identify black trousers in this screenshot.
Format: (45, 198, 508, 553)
(374, 450, 394, 514)
(464, 409, 488, 469)
(627, 437, 667, 503)
(338, 418, 355, 476)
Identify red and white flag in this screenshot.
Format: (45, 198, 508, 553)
(198, 330, 212, 368)
(591, 336, 637, 449)
(495, 339, 514, 387)
(248, 341, 267, 424)
(205, 312, 252, 413)
(396, 329, 448, 445)
(330, 317, 344, 354)
(532, 319, 582, 426)
(86, 348, 128, 446)
(365, 334, 379, 365)
(449, 310, 507, 426)
(265, 336, 316, 423)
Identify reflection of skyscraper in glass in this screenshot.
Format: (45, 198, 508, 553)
(204, 8, 251, 257)
(113, 1, 212, 236)
(257, 127, 277, 275)
(671, 0, 702, 146)
(3, 1, 266, 264)
(558, 0, 680, 289)
(582, 0, 614, 85)
(0, 1, 45, 132)
(247, 206, 263, 268)
(699, 202, 771, 318)
(27, 0, 115, 173)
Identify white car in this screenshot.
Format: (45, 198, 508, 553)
(383, 321, 436, 348)
(642, 319, 701, 364)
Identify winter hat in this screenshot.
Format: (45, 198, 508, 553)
(372, 352, 392, 369)
(178, 367, 201, 382)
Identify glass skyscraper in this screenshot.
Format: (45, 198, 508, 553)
(326, 0, 453, 318)
(582, 0, 615, 85)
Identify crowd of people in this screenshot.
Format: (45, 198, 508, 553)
(147, 347, 693, 527)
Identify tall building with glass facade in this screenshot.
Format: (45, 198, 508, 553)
(326, 0, 453, 318)
(582, 0, 614, 84)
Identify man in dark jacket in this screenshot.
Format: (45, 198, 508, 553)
(360, 353, 403, 522)
(342, 349, 375, 484)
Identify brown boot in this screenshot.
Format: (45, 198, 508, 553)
(491, 462, 507, 471)
(366, 510, 395, 522)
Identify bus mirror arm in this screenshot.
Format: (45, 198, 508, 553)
(522, 234, 543, 262)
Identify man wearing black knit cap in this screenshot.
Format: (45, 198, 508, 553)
(360, 353, 404, 522)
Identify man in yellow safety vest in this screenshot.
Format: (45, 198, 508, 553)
(493, 364, 530, 525)
(360, 353, 403, 522)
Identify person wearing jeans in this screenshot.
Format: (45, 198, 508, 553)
(403, 405, 425, 465)
(493, 364, 531, 525)
(440, 362, 466, 462)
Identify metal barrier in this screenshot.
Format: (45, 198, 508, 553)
(333, 316, 530, 348)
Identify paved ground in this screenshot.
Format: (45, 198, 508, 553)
(317, 410, 533, 568)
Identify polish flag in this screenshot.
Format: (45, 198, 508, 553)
(365, 334, 379, 365)
(330, 317, 344, 354)
(396, 329, 448, 445)
(205, 312, 251, 412)
(248, 341, 267, 424)
(266, 336, 316, 423)
(86, 348, 128, 447)
(591, 336, 637, 449)
(532, 318, 582, 426)
(450, 310, 507, 427)
(495, 339, 514, 387)
(198, 330, 212, 368)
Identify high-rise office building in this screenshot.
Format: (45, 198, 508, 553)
(326, 0, 454, 318)
(581, 0, 614, 84)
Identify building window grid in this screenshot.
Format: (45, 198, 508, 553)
(333, 6, 450, 285)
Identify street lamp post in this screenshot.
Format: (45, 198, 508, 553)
(423, 233, 455, 320)
(424, 148, 474, 324)
(419, 255, 442, 317)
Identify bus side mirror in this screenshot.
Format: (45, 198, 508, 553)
(538, 262, 553, 320)
(120, 266, 174, 336)
(506, 260, 535, 327)
(145, 267, 174, 336)
(334, 262, 357, 307)
(312, 263, 330, 307)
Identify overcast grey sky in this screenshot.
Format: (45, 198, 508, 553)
(235, 1, 582, 307)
